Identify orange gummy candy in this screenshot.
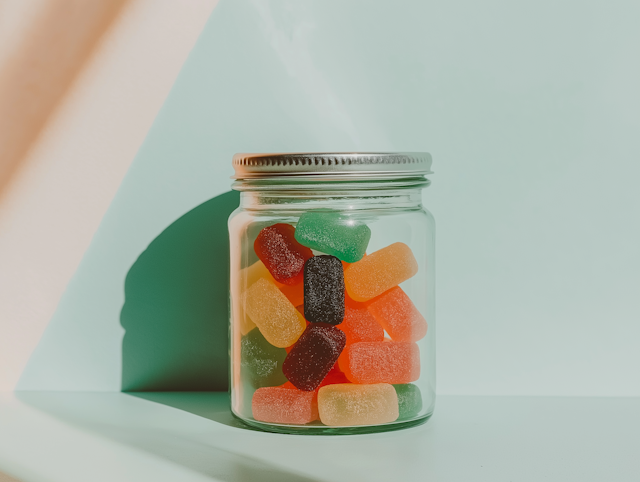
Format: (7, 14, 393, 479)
(340, 302, 384, 345)
(339, 341, 420, 384)
(344, 243, 418, 301)
(279, 282, 304, 307)
(367, 287, 427, 342)
(252, 387, 318, 424)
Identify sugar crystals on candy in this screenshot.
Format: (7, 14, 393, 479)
(340, 301, 384, 344)
(241, 328, 288, 388)
(339, 341, 420, 384)
(252, 387, 318, 424)
(294, 211, 371, 263)
(344, 242, 418, 301)
(393, 383, 423, 419)
(254, 223, 313, 285)
(304, 255, 345, 324)
(367, 287, 427, 342)
(243, 278, 306, 348)
(317, 383, 399, 426)
(283, 323, 346, 391)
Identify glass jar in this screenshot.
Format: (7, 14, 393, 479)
(228, 152, 435, 434)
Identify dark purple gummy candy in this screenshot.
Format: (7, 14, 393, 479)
(304, 255, 345, 324)
(282, 323, 346, 391)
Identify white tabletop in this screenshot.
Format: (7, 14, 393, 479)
(0, 392, 638, 482)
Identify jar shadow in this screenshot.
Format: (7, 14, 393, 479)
(127, 392, 259, 431)
(120, 190, 239, 392)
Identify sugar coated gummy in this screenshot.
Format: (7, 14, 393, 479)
(304, 255, 345, 324)
(283, 323, 346, 391)
(252, 387, 318, 424)
(344, 242, 418, 301)
(319, 364, 350, 387)
(254, 223, 313, 285)
(243, 278, 306, 348)
(240, 260, 304, 307)
(237, 260, 274, 335)
(339, 341, 420, 384)
(294, 212, 371, 263)
(367, 287, 428, 342)
(340, 301, 384, 344)
(317, 383, 399, 426)
(241, 328, 288, 388)
(279, 282, 304, 307)
(393, 383, 423, 419)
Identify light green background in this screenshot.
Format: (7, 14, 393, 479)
(18, 0, 640, 395)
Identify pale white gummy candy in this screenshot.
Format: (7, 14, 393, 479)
(317, 383, 399, 426)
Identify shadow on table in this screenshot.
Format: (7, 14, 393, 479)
(16, 391, 323, 482)
(128, 391, 259, 431)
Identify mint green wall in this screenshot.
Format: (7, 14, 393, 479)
(18, 0, 640, 395)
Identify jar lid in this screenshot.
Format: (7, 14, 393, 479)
(231, 152, 432, 181)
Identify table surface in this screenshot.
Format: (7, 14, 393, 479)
(0, 392, 638, 482)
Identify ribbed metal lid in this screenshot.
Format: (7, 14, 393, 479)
(231, 152, 432, 180)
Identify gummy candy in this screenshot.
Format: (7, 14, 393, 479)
(252, 387, 318, 424)
(367, 287, 427, 342)
(254, 224, 312, 285)
(238, 261, 305, 335)
(294, 212, 371, 263)
(393, 383, 423, 419)
(279, 282, 304, 307)
(283, 323, 346, 391)
(243, 278, 306, 348)
(344, 242, 418, 301)
(281, 364, 349, 390)
(317, 383, 399, 426)
(241, 260, 304, 305)
(237, 261, 274, 335)
(340, 301, 385, 344)
(339, 341, 420, 384)
(241, 259, 276, 288)
(304, 255, 345, 324)
(318, 363, 350, 387)
(241, 328, 288, 388)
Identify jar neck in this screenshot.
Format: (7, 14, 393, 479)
(234, 178, 430, 211)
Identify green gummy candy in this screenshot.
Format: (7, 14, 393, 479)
(241, 328, 288, 388)
(294, 212, 371, 263)
(393, 383, 423, 419)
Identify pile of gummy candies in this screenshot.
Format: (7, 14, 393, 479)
(238, 211, 427, 427)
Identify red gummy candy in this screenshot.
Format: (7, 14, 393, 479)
(283, 323, 346, 391)
(252, 387, 318, 424)
(318, 363, 350, 388)
(254, 224, 313, 285)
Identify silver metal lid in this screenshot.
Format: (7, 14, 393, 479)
(231, 152, 432, 180)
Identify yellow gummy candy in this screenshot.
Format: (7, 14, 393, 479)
(344, 242, 418, 301)
(238, 261, 303, 335)
(242, 259, 277, 288)
(237, 262, 273, 335)
(243, 278, 306, 348)
(317, 383, 399, 426)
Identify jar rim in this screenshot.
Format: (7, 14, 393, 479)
(231, 152, 433, 181)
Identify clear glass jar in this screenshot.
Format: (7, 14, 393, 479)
(228, 153, 435, 434)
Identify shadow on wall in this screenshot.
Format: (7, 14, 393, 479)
(120, 190, 240, 391)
